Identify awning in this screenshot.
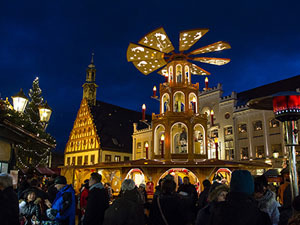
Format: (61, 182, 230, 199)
(36, 167, 56, 175)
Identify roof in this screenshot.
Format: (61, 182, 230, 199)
(236, 74, 300, 106)
(89, 100, 151, 153)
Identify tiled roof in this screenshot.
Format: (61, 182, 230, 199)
(89, 100, 151, 153)
(236, 74, 300, 106)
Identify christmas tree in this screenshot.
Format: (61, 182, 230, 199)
(2, 77, 56, 169)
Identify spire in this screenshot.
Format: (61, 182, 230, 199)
(88, 52, 95, 68)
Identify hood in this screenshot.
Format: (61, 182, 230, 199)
(90, 182, 104, 190)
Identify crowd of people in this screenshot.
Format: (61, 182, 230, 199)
(0, 169, 300, 225)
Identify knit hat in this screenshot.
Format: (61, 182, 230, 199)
(208, 184, 229, 202)
(121, 179, 135, 191)
(230, 170, 254, 195)
(54, 176, 67, 185)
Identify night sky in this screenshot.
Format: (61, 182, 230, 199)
(1, 0, 300, 152)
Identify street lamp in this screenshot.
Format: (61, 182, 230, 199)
(11, 89, 28, 113)
(248, 91, 300, 200)
(39, 101, 52, 130)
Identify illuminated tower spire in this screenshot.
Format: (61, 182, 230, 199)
(82, 53, 98, 105)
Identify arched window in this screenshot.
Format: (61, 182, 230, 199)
(185, 65, 190, 83)
(154, 125, 165, 155)
(189, 93, 197, 113)
(194, 124, 205, 154)
(176, 64, 182, 83)
(173, 92, 185, 112)
(171, 122, 188, 154)
(169, 66, 173, 83)
(161, 93, 170, 113)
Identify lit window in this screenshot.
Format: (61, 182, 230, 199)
(224, 127, 233, 136)
(115, 156, 121, 162)
(253, 121, 263, 131)
(238, 124, 247, 133)
(105, 155, 111, 162)
(241, 147, 249, 160)
(256, 146, 265, 158)
(270, 119, 280, 128)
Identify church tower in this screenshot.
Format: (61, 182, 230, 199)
(82, 53, 98, 105)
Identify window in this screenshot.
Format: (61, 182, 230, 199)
(137, 142, 142, 149)
(271, 144, 282, 157)
(67, 157, 71, 165)
(211, 129, 218, 138)
(77, 156, 82, 165)
(72, 157, 75, 165)
(241, 147, 249, 160)
(91, 155, 95, 164)
(224, 127, 233, 136)
(84, 155, 88, 165)
(270, 119, 280, 128)
(124, 156, 130, 161)
(105, 155, 112, 162)
(115, 156, 121, 162)
(238, 124, 247, 133)
(253, 121, 263, 131)
(256, 146, 265, 158)
(225, 140, 234, 160)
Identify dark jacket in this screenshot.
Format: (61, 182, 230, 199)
(19, 201, 42, 225)
(103, 188, 145, 225)
(208, 192, 272, 225)
(149, 193, 187, 225)
(198, 186, 210, 210)
(83, 182, 109, 225)
(0, 186, 19, 225)
(196, 202, 216, 225)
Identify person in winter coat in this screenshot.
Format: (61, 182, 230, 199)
(208, 170, 272, 225)
(83, 173, 109, 225)
(45, 175, 76, 225)
(19, 189, 42, 225)
(0, 173, 19, 225)
(198, 179, 211, 210)
(287, 195, 300, 225)
(195, 184, 229, 225)
(149, 178, 187, 225)
(254, 175, 280, 225)
(103, 179, 145, 225)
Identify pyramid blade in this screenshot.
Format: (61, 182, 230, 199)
(157, 65, 169, 76)
(127, 43, 165, 62)
(132, 59, 167, 75)
(190, 64, 210, 75)
(189, 41, 231, 55)
(138, 27, 175, 54)
(179, 29, 209, 52)
(192, 57, 231, 66)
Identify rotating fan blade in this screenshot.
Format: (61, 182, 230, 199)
(138, 27, 175, 54)
(179, 29, 209, 52)
(192, 57, 231, 66)
(157, 65, 169, 76)
(132, 59, 167, 75)
(189, 41, 231, 55)
(190, 64, 210, 75)
(127, 43, 165, 62)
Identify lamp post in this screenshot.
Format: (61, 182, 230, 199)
(248, 91, 300, 200)
(161, 134, 165, 159)
(38, 101, 52, 130)
(11, 89, 28, 113)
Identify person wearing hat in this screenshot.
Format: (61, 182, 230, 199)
(103, 179, 145, 225)
(195, 184, 229, 225)
(208, 170, 272, 225)
(45, 175, 75, 225)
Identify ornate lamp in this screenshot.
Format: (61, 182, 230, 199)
(248, 91, 300, 200)
(39, 101, 52, 123)
(11, 89, 28, 113)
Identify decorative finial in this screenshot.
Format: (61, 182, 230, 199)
(91, 52, 94, 64)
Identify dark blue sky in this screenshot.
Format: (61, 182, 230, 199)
(1, 0, 300, 152)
